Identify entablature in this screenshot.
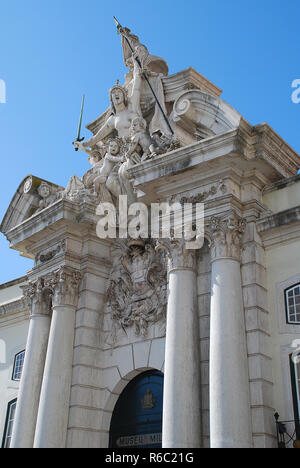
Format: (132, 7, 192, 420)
(128, 124, 299, 205)
(2, 198, 102, 260)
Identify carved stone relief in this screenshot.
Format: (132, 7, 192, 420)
(43, 266, 82, 308)
(35, 241, 66, 266)
(36, 182, 60, 212)
(22, 178, 63, 218)
(21, 278, 52, 317)
(180, 180, 228, 204)
(22, 266, 82, 314)
(156, 237, 197, 271)
(206, 212, 246, 261)
(105, 239, 168, 343)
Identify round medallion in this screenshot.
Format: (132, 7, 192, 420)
(23, 176, 33, 194)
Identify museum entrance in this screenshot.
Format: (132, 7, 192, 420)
(109, 370, 164, 448)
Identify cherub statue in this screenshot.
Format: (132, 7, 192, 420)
(82, 147, 106, 191)
(81, 139, 123, 201)
(93, 138, 123, 198)
(125, 116, 155, 163)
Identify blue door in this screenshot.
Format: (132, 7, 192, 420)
(109, 370, 164, 448)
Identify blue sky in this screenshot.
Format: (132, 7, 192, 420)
(0, 0, 299, 284)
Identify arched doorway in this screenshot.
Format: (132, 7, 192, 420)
(109, 370, 164, 448)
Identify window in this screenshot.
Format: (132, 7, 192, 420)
(12, 350, 25, 381)
(1, 399, 17, 448)
(285, 284, 300, 324)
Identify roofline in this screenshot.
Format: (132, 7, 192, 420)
(0, 275, 27, 290)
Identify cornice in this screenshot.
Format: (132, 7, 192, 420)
(162, 67, 223, 101)
(257, 205, 300, 249)
(4, 199, 99, 255)
(257, 206, 300, 233)
(0, 297, 29, 318)
(253, 123, 300, 178)
(128, 123, 299, 203)
(0, 275, 27, 290)
(129, 128, 240, 184)
(262, 173, 300, 194)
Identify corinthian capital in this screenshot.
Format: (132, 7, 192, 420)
(156, 238, 197, 271)
(207, 212, 246, 261)
(21, 278, 52, 316)
(44, 266, 82, 308)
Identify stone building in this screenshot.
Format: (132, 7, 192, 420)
(0, 26, 300, 449)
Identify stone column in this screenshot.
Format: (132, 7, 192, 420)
(208, 213, 253, 448)
(10, 279, 52, 448)
(158, 239, 201, 448)
(33, 266, 81, 449)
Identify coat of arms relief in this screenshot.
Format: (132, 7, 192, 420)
(105, 239, 168, 344)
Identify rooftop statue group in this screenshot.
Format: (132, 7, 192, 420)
(71, 26, 178, 206)
(32, 25, 178, 213)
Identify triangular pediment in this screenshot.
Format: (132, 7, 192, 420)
(0, 176, 63, 235)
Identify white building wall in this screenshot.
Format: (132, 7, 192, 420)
(0, 278, 29, 445)
(262, 177, 300, 430)
(267, 240, 300, 424)
(0, 318, 29, 445)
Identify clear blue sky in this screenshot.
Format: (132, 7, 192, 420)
(0, 0, 299, 284)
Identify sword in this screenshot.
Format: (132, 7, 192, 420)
(113, 17, 174, 136)
(74, 94, 85, 151)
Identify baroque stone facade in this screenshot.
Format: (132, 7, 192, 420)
(0, 22, 300, 449)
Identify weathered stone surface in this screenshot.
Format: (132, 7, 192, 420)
(1, 19, 300, 450)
